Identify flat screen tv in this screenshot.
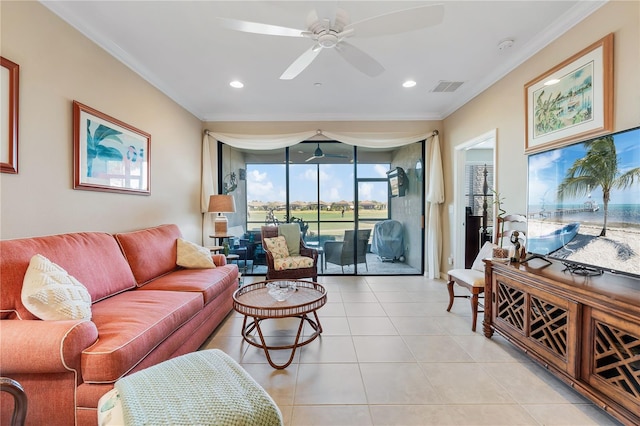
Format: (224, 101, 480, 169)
(527, 126, 640, 278)
(387, 167, 407, 197)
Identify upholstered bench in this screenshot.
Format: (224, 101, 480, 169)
(98, 349, 282, 425)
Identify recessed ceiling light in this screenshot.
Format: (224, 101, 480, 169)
(314, 82, 322, 87)
(230, 80, 244, 88)
(403, 80, 417, 88)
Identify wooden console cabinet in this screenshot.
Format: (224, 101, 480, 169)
(484, 259, 640, 426)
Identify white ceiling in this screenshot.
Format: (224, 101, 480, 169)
(42, 1, 606, 122)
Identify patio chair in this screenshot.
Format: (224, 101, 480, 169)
(324, 229, 371, 273)
(261, 224, 318, 281)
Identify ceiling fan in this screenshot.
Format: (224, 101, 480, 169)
(217, 4, 444, 80)
(306, 144, 349, 162)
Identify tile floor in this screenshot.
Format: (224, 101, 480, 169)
(201, 275, 622, 426)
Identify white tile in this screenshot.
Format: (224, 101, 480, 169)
(202, 275, 621, 426)
(294, 363, 367, 404)
(352, 336, 415, 362)
(360, 362, 442, 404)
(291, 405, 372, 426)
(299, 336, 357, 363)
(420, 362, 515, 404)
(523, 403, 622, 425)
(405, 335, 475, 362)
(347, 316, 398, 335)
(344, 302, 387, 317)
(389, 316, 446, 335)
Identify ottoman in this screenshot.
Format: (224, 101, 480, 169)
(97, 349, 282, 425)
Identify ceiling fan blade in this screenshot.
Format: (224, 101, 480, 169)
(324, 153, 349, 158)
(345, 4, 444, 37)
(335, 41, 384, 77)
(217, 17, 305, 37)
(280, 45, 322, 80)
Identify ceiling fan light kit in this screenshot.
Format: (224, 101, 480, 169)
(218, 4, 444, 80)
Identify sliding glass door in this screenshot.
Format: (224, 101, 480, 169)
(223, 140, 424, 276)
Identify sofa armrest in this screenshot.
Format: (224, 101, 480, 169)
(212, 254, 227, 266)
(0, 320, 98, 374)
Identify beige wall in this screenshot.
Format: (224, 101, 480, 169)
(442, 0, 640, 277)
(0, 2, 203, 241)
(1, 1, 637, 278)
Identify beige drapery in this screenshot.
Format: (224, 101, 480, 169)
(201, 129, 444, 277)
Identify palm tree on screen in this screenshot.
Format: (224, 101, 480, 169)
(558, 136, 640, 236)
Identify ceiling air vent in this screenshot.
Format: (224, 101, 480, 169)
(431, 81, 464, 93)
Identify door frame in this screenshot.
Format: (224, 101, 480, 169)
(453, 129, 496, 268)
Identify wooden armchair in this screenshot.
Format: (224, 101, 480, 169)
(261, 224, 318, 281)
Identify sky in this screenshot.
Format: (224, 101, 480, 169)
(246, 162, 391, 203)
(528, 127, 640, 208)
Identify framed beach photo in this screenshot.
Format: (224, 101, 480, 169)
(73, 101, 151, 195)
(524, 33, 613, 154)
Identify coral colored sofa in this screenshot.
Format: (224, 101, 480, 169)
(0, 224, 239, 426)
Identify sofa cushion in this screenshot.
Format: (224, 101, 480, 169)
(115, 224, 182, 286)
(22, 254, 92, 320)
(137, 265, 238, 306)
(81, 290, 203, 383)
(1, 232, 137, 320)
(176, 238, 215, 269)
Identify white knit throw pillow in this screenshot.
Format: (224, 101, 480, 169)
(21, 254, 92, 320)
(176, 238, 216, 269)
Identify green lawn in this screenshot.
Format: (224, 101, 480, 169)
(247, 208, 387, 240)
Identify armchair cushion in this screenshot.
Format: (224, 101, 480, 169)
(263, 236, 289, 260)
(277, 223, 301, 256)
(273, 256, 314, 271)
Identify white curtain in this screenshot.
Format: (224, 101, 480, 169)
(202, 129, 443, 276)
(426, 133, 444, 279)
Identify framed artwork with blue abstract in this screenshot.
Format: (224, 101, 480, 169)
(73, 101, 150, 195)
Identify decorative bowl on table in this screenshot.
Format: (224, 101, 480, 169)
(266, 281, 297, 301)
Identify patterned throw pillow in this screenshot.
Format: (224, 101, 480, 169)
(176, 239, 216, 269)
(273, 256, 314, 271)
(263, 236, 290, 260)
(21, 254, 92, 320)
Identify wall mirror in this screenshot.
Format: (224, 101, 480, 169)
(1, 57, 19, 174)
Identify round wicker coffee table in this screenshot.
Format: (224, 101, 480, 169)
(232, 280, 327, 369)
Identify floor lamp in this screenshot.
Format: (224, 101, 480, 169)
(208, 194, 236, 236)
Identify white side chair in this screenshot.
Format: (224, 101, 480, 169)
(446, 241, 496, 331)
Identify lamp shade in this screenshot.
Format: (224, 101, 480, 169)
(208, 194, 236, 213)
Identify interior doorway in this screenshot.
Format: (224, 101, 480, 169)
(453, 130, 496, 268)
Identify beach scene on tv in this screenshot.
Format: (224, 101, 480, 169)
(527, 127, 640, 277)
